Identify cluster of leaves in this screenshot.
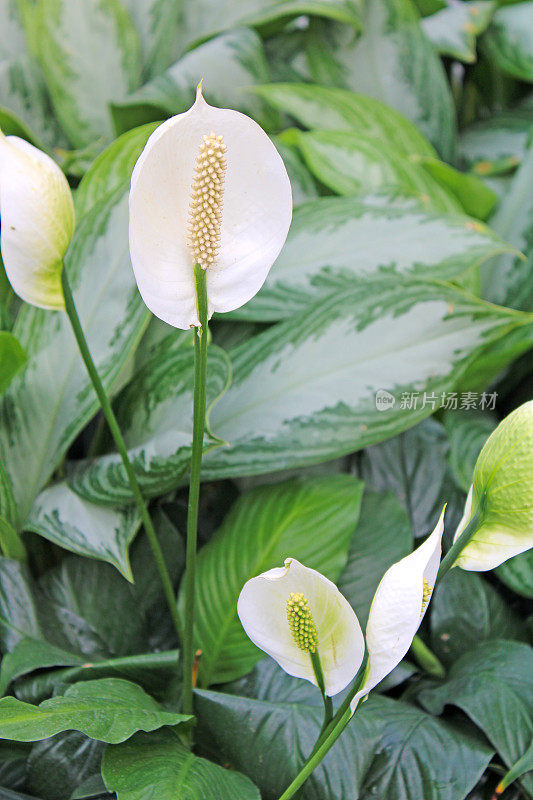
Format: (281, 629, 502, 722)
(0, 0, 532, 798)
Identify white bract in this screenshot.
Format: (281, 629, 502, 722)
(453, 401, 533, 571)
(0, 132, 74, 309)
(129, 84, 292, 329)
(237, 558, 364, 697)
(350, 509, 445, 712)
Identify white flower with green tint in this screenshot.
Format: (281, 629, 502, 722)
(350, 509, 445, 712)
(237, 558, 364, 697)
(453, 400, 533, 571)
(128, 83, 292, 330)
(0, 132, 74, 310)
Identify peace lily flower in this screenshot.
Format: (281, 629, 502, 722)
(237, 558, 364, 697)
(129, 83, 292, 329)
(453, 401, 533, 571)
(350, 509, 445, 712)
(0, 131, 74, 309)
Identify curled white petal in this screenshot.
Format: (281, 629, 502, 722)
(129, 86, 292, 329)
(237, 558, 364, 697)
(0, 134, 74, 309)
(351, 509, 445, 712)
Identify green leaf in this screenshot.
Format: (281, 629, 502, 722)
(174, 0, 364, 55)
(0, 639, 85, 697)
(180, 475, 363, 686)
(459, 109, 533, 175)
(290, 129, 461, 213)
(484, 2, 533, 83)
(0, 333, 26, 397)
(75, 122, 158, 218)
(111, 29, 276, 135)
(418, 640, 533, 796)
(252, 82, 436, 156)
(0, 740, 30, 791)
(444, 409, 496, 492)
(413, 155, 498, 219)
(422, 1, 496, 63)
(120, 0, 180, 79)
(305, 0, 457, 159)
(338, 490, 413, 626)
(228, 194, 514, 322)
(496, 549, 533, 598)
(482, 141, 533, 311)
(102, 728, 261, 800)
(273, 139, 318, 205)
(0, 1, 27, 61)
(0, 187, 149, 529)
(0, 678, 191, 744)
(430, 570, 524, 666)
(195, 681, 493, 800)
(68, 341, 230, 505)
(27, 731, 105, 800)
(28, 0, 142, 147)
(26, 482, 140, 579)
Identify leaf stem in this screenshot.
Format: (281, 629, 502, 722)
(310, 650, 333, 728)
(435, 506, 482, 585)
(410, 634, 445, 679)
(182, 264, 209, 718)
(60, 267, 183, 643)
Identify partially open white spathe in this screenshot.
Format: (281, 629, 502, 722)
(350, 509, 445, 713)
(237, 558, 364, 697)
(453, 401, 533, 571)
(0, 132, 74, 310)
(129, 84, 292, 329)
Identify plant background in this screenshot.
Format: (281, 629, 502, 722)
(0, 0, 532, 798)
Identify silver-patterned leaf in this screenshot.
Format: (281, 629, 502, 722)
(483, 2, 533, 83)
(459, 109, 533, 175)
(120, 0, 181, 79)
(228, 194, 515, 321)
(422, 0, 495, 63)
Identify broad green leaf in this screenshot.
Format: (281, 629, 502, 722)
(68, 342, 230, 505)
(0, 187, 149, 529)
(0, 333, 26, 396)
(358, 418, 461, 539)
(75, 123, 158, 218)
(483, 141, 533, 310)
(496, 550, 533, 598)
(27, 731, 105, 800)
(72, 280, 529, 498)
(418, 640, 533, 796)
(28, 0, 142, 147)
(228, 195, 514, 322)
(0, 639, 85, 697)
(111, 29, 276, 135)
(121, 0, 180, 79)
(174, 0, 364, 55)
(102, 728, 261, 800)
(0, 679, 191, 743)
(414, 0, 446, 14)
(273, 140, 318, 205)
(430, 570, 524, 666)
(413, 155, 498, 219)
(0, 740, 29, 792)
(0, 55, 65, 151)
(26, 482, 140, 579)
(252, 82, 436, 156)
(422, 1, 496, 63)
(484, 3, 533, 83)
(178, 475, 363, 686)
(305, 0, 456, 159)
(459, 110, 533, 175)
(444, 409, 496, 492)
(338, 490, 413, 626)
(290, 129, 461, 213)
(195, 683, 492, 800)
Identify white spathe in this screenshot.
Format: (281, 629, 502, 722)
(453, 401, 533, 571)
(350, 509, 445, 713)
(129, 85, 292, 329)
(237, 558, 364, 697)
(0, 133, 74, 309)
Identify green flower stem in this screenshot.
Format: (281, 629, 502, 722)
(436, 507, 482, 584)
(60, 267, 183, 644)
(410, 634, 445, 679)
(310, 650, 333, 728)
(182, 263, 209, 718)
(278, 708, 352, 800)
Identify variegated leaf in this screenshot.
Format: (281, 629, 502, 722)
(228, 195, 514, 321)
(422, 0, 496, 63)
(121, 0, 181, 79)
(459, 109, 533, 175)
(0, 187, 149, 529)
(483, 2, 533, 83)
